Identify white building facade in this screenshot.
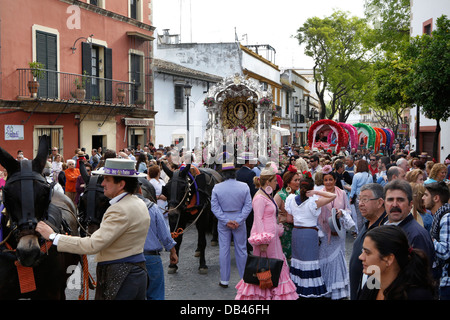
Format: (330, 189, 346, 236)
(409, 0, 450, 161)
(152, 58, 222, 148)
(154, 32, 312, 149)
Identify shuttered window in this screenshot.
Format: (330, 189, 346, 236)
(174, 84, 184, 110)
(104, 48, 112, 102)
(36, 31, 57, 98)
(81, 42, 92, 100)
(130, 53, 141, 104)
(130, 0, 137, 19)
(82, 42, 112, 102)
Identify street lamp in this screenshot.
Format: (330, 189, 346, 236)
(184, 82, 192, 151)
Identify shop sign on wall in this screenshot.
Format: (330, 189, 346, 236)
(5, 125, 24, 140)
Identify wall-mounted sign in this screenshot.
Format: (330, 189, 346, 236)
(5, 125, 24, 140)
(124, 118, 153, 127)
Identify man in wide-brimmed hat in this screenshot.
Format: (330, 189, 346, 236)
(419, 152, 430, 161)
(37, 158, 150, 300)
(211, 162, 253, 288)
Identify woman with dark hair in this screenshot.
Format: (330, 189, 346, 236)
(282, 155, 299, 177)
(285, 172, 336, 298)
(274, 165, 301, 264)
(317, 165, 355, 299)
(412, 159, 426, 171)
(358, 225, 436, 300)
(136, 153, 148, 173)
(148, 165, 168, 228)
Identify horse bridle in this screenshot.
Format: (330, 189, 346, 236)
(169, 170, 198, 210)
(3, 160, 50, 231)
(168, 169, 210, 238)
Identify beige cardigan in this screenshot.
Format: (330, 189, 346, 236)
(56, 194, 150, 263)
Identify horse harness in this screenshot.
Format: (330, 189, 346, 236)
(169, 169, 210, 239)
(3, 160, 51, 232)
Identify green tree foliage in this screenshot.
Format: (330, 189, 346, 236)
(364, 0, 412, 137)
(364, 0, 411, 52)
(295, 11, 376, 121)
(371, 51, 413, 135)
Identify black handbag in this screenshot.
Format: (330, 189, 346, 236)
(243, 253, 284, 288)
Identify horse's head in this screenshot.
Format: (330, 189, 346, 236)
(78, 162, 110, 235)
(164, 163, 194, 222)
(0, 136, 51, 267)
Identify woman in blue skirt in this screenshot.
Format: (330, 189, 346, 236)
(285, 174, 336, 298)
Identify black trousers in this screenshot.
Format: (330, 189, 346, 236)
(114, 264, 148, 300)
(96, 262, 148, 300)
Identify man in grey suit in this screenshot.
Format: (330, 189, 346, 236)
(211, 162, 253, 288)
(236, 152, 258, 253)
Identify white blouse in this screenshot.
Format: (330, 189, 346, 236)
(285, 194, 321, 228)
(149, 178, 167, 209)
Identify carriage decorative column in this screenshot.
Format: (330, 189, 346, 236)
(203, 74, 275, 163)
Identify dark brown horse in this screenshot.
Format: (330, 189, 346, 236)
(163, 162, 222, 274)
(77, 161, 110, 236)
(0, 136, 80, 299)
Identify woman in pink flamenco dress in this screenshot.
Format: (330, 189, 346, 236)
(235, 163, 298, 300)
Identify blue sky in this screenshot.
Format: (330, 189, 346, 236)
(152, 0, 366, 68)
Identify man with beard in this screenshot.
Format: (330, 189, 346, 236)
(384, 180, 435, 270)
(423, 182, 450, 299)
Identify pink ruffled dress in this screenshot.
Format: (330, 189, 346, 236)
(235, 194, 299, 300)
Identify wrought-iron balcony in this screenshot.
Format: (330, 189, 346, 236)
(16, 68, 151, 110)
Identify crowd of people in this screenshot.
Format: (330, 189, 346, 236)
(4, 139, 450, 300)
(209, 141, 450, 300)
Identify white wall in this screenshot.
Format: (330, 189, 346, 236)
(409, 0, 450, 161)
(154, 43, 242, 149)
(153, 76, 209, 149)
(410, 0, 450, 37)
(241, 51, 280, 85)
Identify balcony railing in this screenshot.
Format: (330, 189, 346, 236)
(17, 68, 151, 109)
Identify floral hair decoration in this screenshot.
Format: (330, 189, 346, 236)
(322, 165, 333, 175)
(302, 171, 312, 179)
(287, 165, 297, 173)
